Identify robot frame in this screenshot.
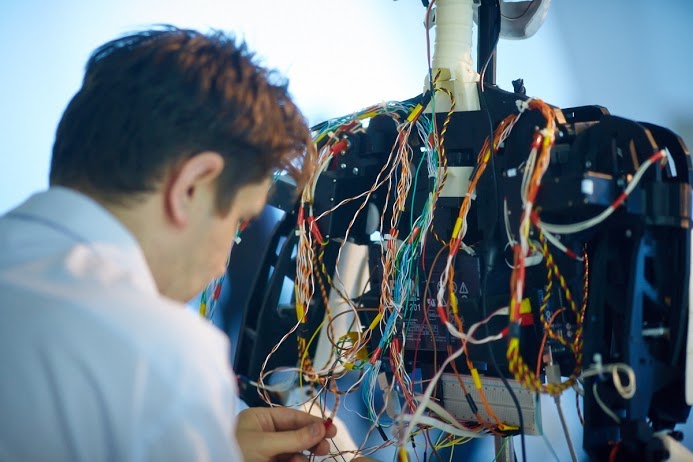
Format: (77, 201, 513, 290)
(229, 1, 693, 460)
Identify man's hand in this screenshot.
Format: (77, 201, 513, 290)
(235, 407, 337, 462)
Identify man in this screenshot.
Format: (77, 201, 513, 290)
(0, 27, 337, 461)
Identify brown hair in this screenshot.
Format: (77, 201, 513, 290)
(50, 26, 314, 211)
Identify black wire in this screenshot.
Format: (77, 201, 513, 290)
(477, 5, 528, 460)
(478, 88, 528, 462)
(481, 269, 527, 462)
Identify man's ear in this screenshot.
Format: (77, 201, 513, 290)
(165, 152, 225, 228)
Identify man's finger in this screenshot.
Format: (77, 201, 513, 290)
(311, 439, 332, 456)
(322, 420, 338, 440)
(264, 407, 328, 432)
(258, 421, 326, 457)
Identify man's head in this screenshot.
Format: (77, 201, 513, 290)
(50, 27, 313, 301)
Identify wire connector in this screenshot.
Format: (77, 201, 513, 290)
(545, 363, 562, 386)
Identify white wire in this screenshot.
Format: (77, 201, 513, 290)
(245, 369, 298, 393)
(592, 382, 621, 424)
(503, 198, 517, 247)
(535, 394, 561, 462)
(442, 306, 508, 346)
(536, 225, 584, 261)
(399, 414, 485, 439)
(401, 342, 467, 444)
(445, 321, 504, 345)
(520, 146, 539, 205)
(554, 396, 578, 462)
(581, 362, 636, 399)
(539, 151, 664, 235)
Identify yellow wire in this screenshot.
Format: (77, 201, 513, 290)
(298, 317, 327, 389)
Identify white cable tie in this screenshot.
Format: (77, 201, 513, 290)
(593, 353, 605, 379)
(384, 233, 393, 241)
(234, 236, 242, 245)
(460, 242, 476, 256)
(516, 99, 530, 114)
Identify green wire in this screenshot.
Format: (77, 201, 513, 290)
(492, 438, 508, 462)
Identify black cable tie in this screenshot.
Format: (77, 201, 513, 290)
(465, 393, 479, 415)
(509, 322, 522, 340)
(376, 425, 388, 442)
(420, 90, 432, 108)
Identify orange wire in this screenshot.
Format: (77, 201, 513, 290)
(535, 308, 567, 379)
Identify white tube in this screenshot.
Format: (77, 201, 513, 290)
(312, 241, 369, 374)
(426, 0, 480, 112)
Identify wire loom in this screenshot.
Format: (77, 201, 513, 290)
(216, 5, 689, 461)
(238, 85, 642, 460)
(218, 85, 684, 460)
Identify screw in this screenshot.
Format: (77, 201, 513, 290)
(352, 167, 359, 175)
(340, 163, 347, 169)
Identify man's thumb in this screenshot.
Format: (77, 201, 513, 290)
(261, 422, 325, 456)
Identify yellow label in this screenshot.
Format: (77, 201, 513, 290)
(520, 298, 532, 315)
(498, 423, 520, 432)
(471, 368, 482, 389)
(368, 312, 383, 331)
(407, 105, 423, 122)
(337, 332, 369, 361)
(452, 217, 463, 239)
(450, 292, 459, 315)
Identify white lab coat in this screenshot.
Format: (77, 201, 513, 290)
(0, 187, 243, 461)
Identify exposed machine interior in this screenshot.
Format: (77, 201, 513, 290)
(209, 1, 693, 460)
